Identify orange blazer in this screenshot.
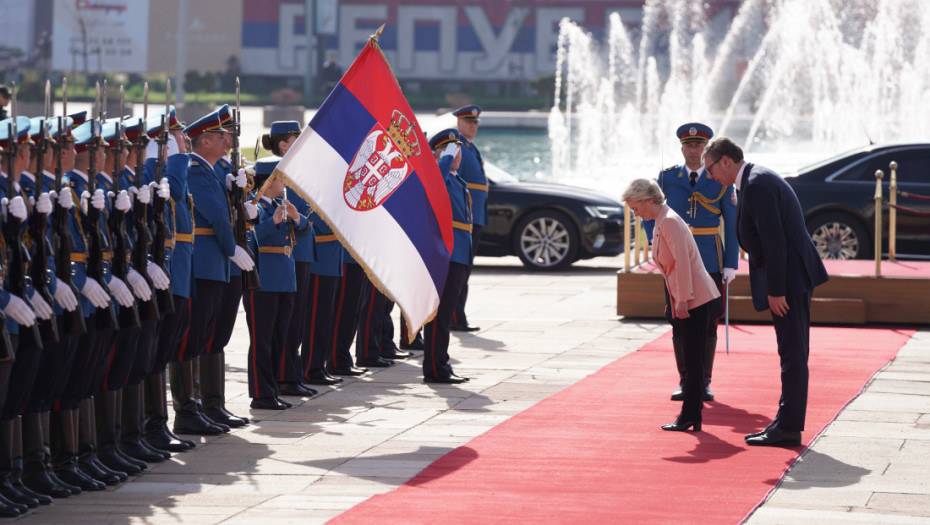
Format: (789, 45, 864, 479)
(651, 205, 721, 311)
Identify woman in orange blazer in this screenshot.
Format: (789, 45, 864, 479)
(623, 179, 721, 432)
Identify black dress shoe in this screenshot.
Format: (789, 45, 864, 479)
(670, 384, 684, 401)
(203, 408, 248, 428)
(173, 413, 224, 436)
(304, 372, 343, 385)
(12, 479, 52, 505)
(328, 366, 368, 376)
(744, 423, 775, 441)
(277, 382, 318, 396)
(703, 382, 715, 401)
(450, 323, 480, 332)
(382, 349, 412, 360)
(250, 397, 287, 410)
(745, 427, 802, 447)
(400, 337, 425, 351)
(22, 468, 73, 499)
(274, 397, 293, 408)
(357, 357, 394, 368)
(424, 374, 469, 384)
(661, 418, 702, 432)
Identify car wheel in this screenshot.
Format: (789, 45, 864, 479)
(807, 212, 871, 260)
(513, 210, 579, 270)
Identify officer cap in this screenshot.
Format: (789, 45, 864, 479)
(184, 109, 227, 139)
(147, 106, 183, 132)
(676, 122, 713, 144)
(253, 155, 281, 187)
(429, 129, 463, 151)
(69, 111, 87, 127)
(122, 115, 161, 140)
(72, 120, 106, 153)
(102, 118, 134, 148)
(0, 117, 33, 148)
(28, 116, 74, 143)
(453, 105, 482, 121)
(270, 121, 301, 136)
(217, 104, 235, 130)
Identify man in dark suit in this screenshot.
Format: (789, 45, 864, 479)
(703, 137, 829, 447)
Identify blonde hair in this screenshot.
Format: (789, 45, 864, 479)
(622, 178, 665, 205)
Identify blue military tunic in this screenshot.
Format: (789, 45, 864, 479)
(457, 138, 487, 226)
(308, 210, 342, 277)
(188, 153, 237, 283)
(439, 156, 473, 264)
(286, 191, 317, 264)
(643, 165, 738, 273)
(143, 153, 194, 298)
(251, 196, 311, 293)
(69, 169, 115, 316)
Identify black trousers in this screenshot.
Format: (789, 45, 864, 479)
(356, 277, 389, 360)
(281, 262, 311, 384)
(452, 224, 483, 326)
(381, 300, 398, 353)
(159, 295, 191, 367)
(243, 289, 294, 399)
(424, 262, 469, 380)
(301, 274, 338, 379)
(205, 275, 242, 357)
(1, 339, 41, 421)
(669, 302, 710, 422)
(128, 319, 159, 385)
(666, 271, 723, 339)
(770, 290, 812, 432)
(331, 263, 365, 369)
(399, 314, 421, 346)
(99, 324, 141, 392)
(27, 318, 80, 413)
(186, 279, 227, 362)
(59, 315, 111, 409)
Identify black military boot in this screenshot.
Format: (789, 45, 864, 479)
(22, 410, 75, 498)
(121, 382, 169, 462)
(77, 398, 129, 483)
(201, 352, 248, 428)
(51, 408, 105, 490)
(0, 418, 37, 509)
(95, 390, 145, 474)
(10, 415, 52, 504)
(169, 360, 224, 436)
(144, 370, 195, 451)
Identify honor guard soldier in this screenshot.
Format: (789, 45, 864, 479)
(262, 121, 320, 397)
(643, 123, 738, 402)
(450, 105, 485, 332)
(423, 130, 472, 384)
(329, 250, 371, 376)
(243, 156, 312, 410)
(21, 116, 87, 501)
(198, 104, 256, 426)
(142, 106, 198, 453)
(177, 109, 254, 435)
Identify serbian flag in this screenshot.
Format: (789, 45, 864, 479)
(276, 30, 453, 339)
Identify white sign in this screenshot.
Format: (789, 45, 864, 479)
(51, 0, 149, 73)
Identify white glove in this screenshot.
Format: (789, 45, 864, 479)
(126, 268, 153, 302)
(135, 183, 151, 204)
(722, 267, 736, 284)
(228, 245, 255, 272)
(80, 277, 111, 309)
(441, 143, 460, 159)
(28, 290, 54, 320)
(3, 196, 28, 221)
(244, 201, 258, 220)
(91, 189, 106, 210)
(226, 169, 248, 191)
(53, 278, 79, 312)
(158, 178, 170, 199)
(108, 276, 134, 308)
(114, 190, 131, 212)
(2, 294, 36, 327)
(53, 187, 74, 210)
(146, 261, 170, 290)
(36, 193, 53, 215)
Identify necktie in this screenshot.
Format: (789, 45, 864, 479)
(689, 171, 697, 187)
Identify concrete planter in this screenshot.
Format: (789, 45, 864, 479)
(263, 105, 306, 127)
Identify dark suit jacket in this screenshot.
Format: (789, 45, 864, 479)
(737, 163, 829, 311)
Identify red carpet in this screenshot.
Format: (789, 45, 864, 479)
(330, 325, 914, 524)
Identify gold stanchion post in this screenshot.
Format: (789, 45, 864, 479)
(633, 216, 642, 266)
(623, 207, 631, 272)
(874, 170, 883, 276)
(889, 161, 897, 262)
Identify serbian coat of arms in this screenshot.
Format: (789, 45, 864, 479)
(344, 109, 421, 211)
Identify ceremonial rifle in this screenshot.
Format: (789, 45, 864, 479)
(107, 85, 140, 328)
(130, 82, 160, 321)
(231, 77, 260, 289)
(86, 81, 119, 330)
(28, 81, 59, 344)
(150, 80, 173, 315)
(52, 77, 87, 335)
(4, 82, 43, 350)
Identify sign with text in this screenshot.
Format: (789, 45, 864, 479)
(51, 0, 149, 73)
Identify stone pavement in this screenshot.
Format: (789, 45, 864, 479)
(13, 255, 930, 524)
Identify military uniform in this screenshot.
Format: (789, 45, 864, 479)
(423, 130, 472, 383)
(301, 209, 344, 385)
(450, 105, 485, 332)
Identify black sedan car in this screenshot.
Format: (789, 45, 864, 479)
(477, 163, 625, 270)
(785, 143, 930, 260)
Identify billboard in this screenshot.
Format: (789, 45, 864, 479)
(240, 0, 653, 80)
(51, 0, 150, 73)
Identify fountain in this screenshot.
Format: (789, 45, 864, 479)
(549, 0, 930, 197)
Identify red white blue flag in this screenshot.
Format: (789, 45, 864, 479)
(276, 31, 453, 338)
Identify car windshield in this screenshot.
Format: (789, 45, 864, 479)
(483, 161, 520, 184)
